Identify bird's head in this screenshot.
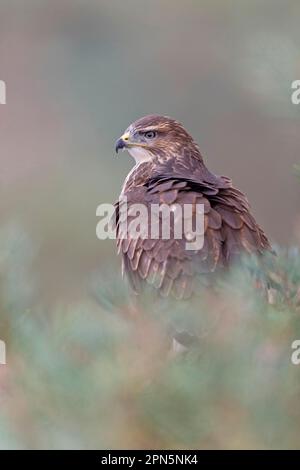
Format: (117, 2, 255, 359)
(115, 115, 200, 164)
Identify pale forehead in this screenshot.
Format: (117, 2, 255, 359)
(128, 115, 179, 132)
(127, 123, 158, 134)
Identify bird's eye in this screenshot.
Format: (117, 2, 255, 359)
(144, 131, 157, 139)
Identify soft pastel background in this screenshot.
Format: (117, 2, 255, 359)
(1, 0, 300, 302)
(0, 0, 300, 449)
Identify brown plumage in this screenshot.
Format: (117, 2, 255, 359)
(114, 115, 272, 299)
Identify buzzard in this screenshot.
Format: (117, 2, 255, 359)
(114, 115, 271, 299)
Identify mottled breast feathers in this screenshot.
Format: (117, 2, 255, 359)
(114, 156, 271, 300)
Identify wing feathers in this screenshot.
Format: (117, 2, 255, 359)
(116, 169, 271, 298)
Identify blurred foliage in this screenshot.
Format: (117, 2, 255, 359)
(0, 224, 300, 449)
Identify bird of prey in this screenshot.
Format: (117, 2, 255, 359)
(114, 115, 271, 300)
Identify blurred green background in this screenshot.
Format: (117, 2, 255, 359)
(1, 0, 300, 450)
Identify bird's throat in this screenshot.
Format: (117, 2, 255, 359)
(127, 146, 153, 164)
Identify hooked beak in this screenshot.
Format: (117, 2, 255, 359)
(115, 132, 130, 153)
